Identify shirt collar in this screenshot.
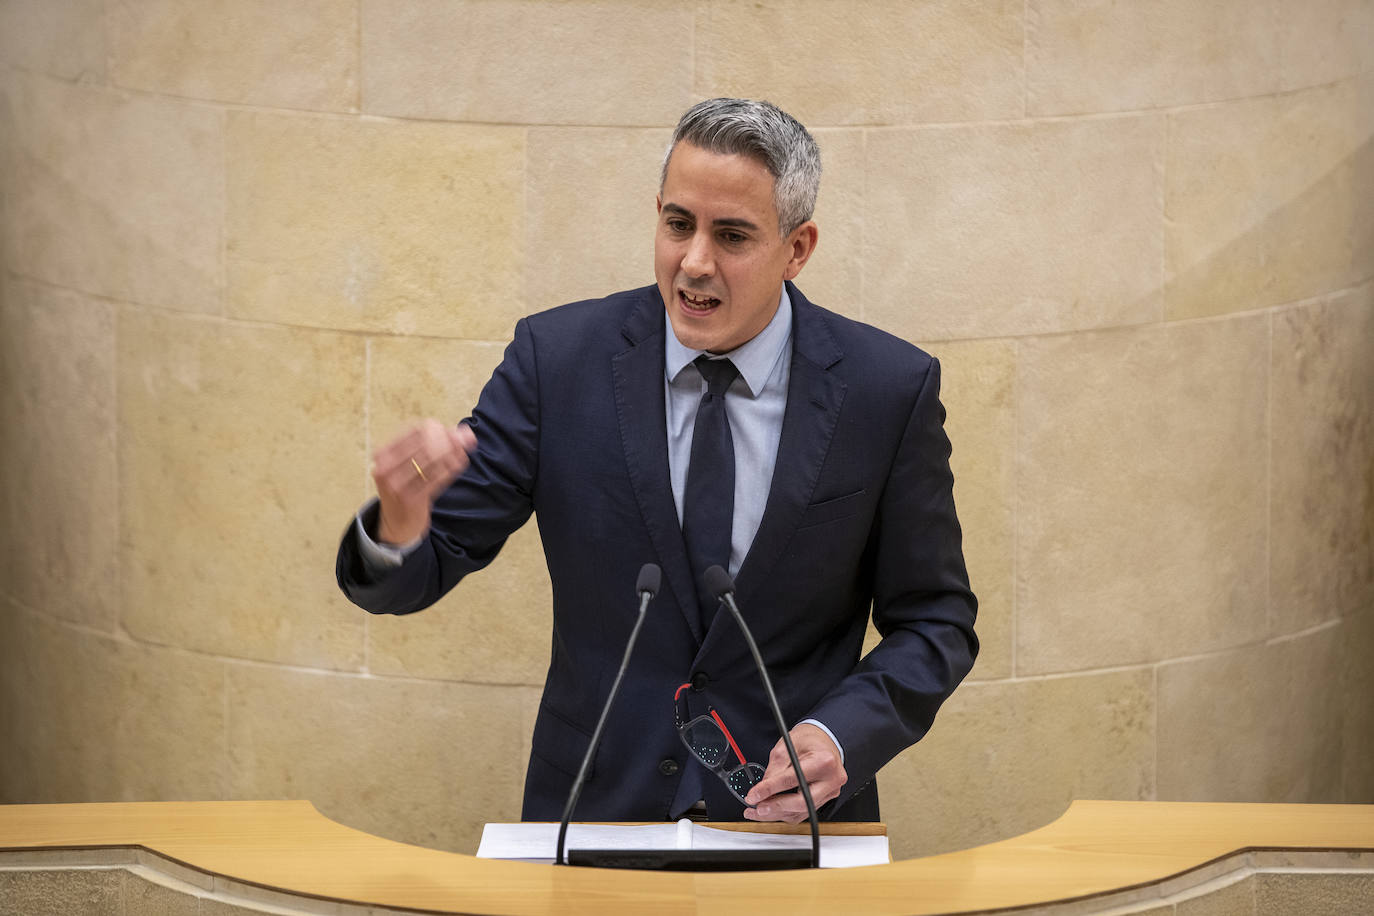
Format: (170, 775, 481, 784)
(664, 287, 793, 398)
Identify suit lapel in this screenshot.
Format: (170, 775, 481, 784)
(612, 290, 704, 644)
(710, 287, 847, 645)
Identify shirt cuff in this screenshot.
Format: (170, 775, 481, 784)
(354, 498, 423, 571)
(798, 717, 844, 765)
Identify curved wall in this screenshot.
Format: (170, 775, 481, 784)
(1, 1, 1370, 860)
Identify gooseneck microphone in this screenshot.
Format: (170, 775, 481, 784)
(703, 565, 821, 869)
(555, 563, 660, 866)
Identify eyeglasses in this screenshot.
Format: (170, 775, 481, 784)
(674, 683, 765, 805)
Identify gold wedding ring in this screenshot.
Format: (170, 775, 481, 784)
(411, 457, 428, 482)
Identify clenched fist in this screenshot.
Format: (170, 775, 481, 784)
(371, 419, 477, 546)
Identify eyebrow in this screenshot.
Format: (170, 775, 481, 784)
(661, 203, 761, 233)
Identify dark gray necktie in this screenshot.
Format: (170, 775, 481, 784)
(682, 356, 739, 628)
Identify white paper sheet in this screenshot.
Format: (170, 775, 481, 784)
(476, 820, 889, 868)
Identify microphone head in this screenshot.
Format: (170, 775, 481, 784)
(636, 563, 662, 597)
(703, 565, 734, 600)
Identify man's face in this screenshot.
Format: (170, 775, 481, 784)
(655, 142, 817, 354)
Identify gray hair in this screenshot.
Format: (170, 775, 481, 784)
(660, 98, 822, 236)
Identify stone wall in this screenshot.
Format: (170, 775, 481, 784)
(1, 0, 1370, 860)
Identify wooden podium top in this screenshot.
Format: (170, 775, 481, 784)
(2, 800, 1372, 914)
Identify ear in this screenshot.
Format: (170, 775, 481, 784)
(781, 221, 819, 282)
(655, 193, 663, 215)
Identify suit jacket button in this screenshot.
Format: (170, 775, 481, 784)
(691, 671, 709, 691)
(658, 758, 680, 776)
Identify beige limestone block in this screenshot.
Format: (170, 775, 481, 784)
(0, 73, 223, 312)
(118, 309, 368, 668)
(919, 339, 1016, 680)
(864, 116, 1164, 341)
(368, 337, 510, 439)
(1255, 871, 1374, 914)
(1344, 607, 1374, 801)
(0, 0, 105, 80)
(0, 608, 227, 805)
(365, 523, 551, 685)
(1026, 0, 1281, 116)
(1278, 0, 1374, 92)
(108, 0, 359, 112)
(0, 280, 117, 631)
(524, 128, 667, 310)
(1166, 81, 1367, 319)
(226, 111, 524, 338)
(696, 0, 1023, 126)
(1173, 876, 1257, 916)
(226, 664, 540, 855)
(361, 0, 693, 126)
(365, 335, 551, 685)
(881, 668, 1154, 859)
(1270, 289, 1374, 632)
(1017, 316, 1269, 675)
(797, 129, 864, 321)
(0, 868, 123, 916)
(1157, 627, 1344, 803)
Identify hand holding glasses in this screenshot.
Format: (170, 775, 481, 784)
(673, 683, 765, 805)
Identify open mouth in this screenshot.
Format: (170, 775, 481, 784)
(679, 290, 721, 313)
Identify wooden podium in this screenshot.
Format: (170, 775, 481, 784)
(1, 800, 1372, 913)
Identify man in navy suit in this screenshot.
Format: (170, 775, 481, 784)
(337, 98, 977, 824)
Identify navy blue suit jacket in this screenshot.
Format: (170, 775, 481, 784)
(337, 283, 978, 822)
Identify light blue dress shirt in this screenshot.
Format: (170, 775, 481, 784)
(663, 289, 843, 763)
(663, 289, 792, 578)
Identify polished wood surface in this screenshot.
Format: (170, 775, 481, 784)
(1, 800, 1371, 914)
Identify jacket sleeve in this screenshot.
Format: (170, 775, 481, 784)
(806, 357, 979, 810)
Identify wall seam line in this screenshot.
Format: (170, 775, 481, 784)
(111, 297, 132, 645)
(219, 103, 228, 319)
(1152, 663, 1159, 802)
(1022, 0, 1030, 120)
(1265, 308, 1274, 641)
(1011, 335, 1020, 680)
(222, 663, 231, 800)
(858, 127, 867, 321)
(6, 269, 1360, 347)
(361, 337, 373, 676)
(355, 0, 364, 114)
(9, 601, 543, 690)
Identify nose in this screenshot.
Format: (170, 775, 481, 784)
(681, 231, 715, 278)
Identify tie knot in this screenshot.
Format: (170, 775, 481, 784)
(694, 356, 739, 397)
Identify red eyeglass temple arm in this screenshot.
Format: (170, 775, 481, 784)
(675, 683, 753, 767)
(709, 708, 750, 766)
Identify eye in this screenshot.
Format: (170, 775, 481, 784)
(719, 230, 748, 245)
(665, 217, 692, 233)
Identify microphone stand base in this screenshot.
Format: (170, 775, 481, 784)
(565, 848, 814, 870)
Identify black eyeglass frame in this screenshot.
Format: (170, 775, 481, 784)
(673, 684, 765, 806)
